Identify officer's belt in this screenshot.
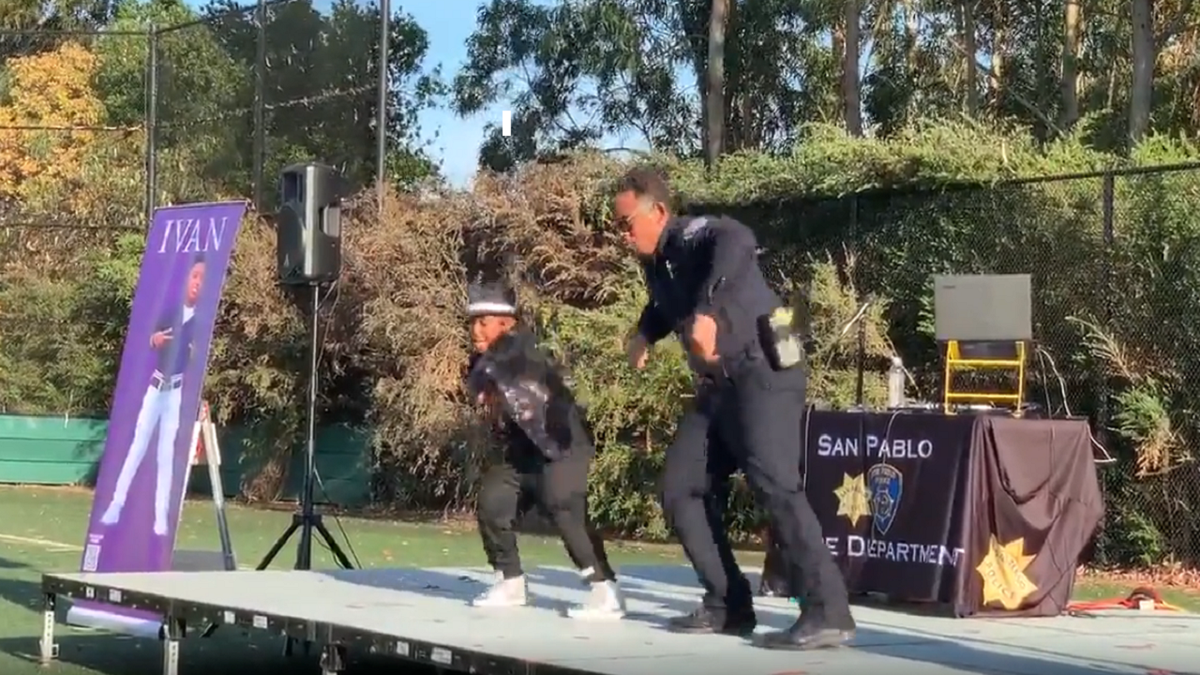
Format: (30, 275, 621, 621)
(690, 338, 764, 385)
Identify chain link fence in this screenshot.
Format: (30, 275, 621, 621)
(705, 162, 1200, 568)
(0, 0, 393, 417)
(0, 0, 391, 230)
(149, 0, 390, 213)
(0, 27, 150, 380)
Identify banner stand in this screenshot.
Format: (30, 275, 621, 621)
(175, 401, 237, 573)
(65, 401, 237, 638)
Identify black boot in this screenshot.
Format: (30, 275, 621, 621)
(757, 613, 855, 651)
(666, 604, 757, 637)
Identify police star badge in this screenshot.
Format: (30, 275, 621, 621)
(833, 472, 871, 528)
(866, 463, 903, 536)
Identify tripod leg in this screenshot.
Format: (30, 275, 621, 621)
(257, 521, 301, 571)
(320, 644, 347, 675)
(313, 519, 354, 569)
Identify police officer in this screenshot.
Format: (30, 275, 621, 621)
(464, 279, 626, 621)
(614, 168, 855, 650)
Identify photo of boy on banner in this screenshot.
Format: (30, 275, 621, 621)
(99, 253, 208, 537)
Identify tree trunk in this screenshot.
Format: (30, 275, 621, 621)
(1060, 0, 1082, 129)
(1129, 0, 1154, 143)
(962, 0, 978, 116)
(992, 27, 1005, 106)
(704, 0, 730, 169)
(902, 0, 919, 119)
(842, 0, 863, 136)
(904, 0, 919, 54)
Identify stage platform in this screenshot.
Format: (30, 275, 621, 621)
(40, 565, 1200, 675)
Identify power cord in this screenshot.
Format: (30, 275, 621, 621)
(862, 408, 906, 550)
(308, 280, 362, 570)
(1033, 343, 1114, 464)
(1033, 344, 1072, 417)
(1033, 347, 1056, 416)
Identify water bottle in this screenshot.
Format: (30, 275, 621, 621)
(887, 356, 906, 408)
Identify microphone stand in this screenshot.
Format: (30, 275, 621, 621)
(835, 301, 872, 410)
(856, 314, 866, 406)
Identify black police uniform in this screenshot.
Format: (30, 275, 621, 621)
(636, 215, 855, 649)
(465, 284, 616, 585)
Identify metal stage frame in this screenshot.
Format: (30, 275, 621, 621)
(37, 565, 1200, 675)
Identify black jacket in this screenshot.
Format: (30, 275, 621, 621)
(636, 215, 781, 373)
(466, 329, 593, 463)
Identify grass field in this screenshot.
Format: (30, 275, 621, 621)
(0, 485, 1194, 674)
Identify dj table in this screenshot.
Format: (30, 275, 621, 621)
(775, 410, 1105, 617)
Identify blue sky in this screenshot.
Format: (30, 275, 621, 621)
(181, 0, 528, 186)
(184, 1, 855, 187)
(403, 1, 514, 187)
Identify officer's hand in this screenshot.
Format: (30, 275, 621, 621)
(626, 332, 649, 370)
(689, 314, 719, 363)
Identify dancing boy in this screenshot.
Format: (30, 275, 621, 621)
(464, 279, 625, 620)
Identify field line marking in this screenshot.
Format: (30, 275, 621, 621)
(0, 532, 82, 551)
(0, 533, 256, 569)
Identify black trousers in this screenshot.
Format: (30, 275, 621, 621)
(477, 448, 615, 581)
(659, 355, 853, 628)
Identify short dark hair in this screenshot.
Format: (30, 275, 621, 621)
(190, 252, 206, 267)
(615, 166, 672, 207)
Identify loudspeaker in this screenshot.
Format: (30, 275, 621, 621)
(933, 274, 1032, 342)
(276, 162, 344, 285)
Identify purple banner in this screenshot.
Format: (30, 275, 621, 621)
(68, 201, 246, 635)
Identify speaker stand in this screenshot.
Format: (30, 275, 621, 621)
(256, 285, 353, 571)
(254, 285, 353, 655)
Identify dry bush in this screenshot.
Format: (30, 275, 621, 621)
(342, 189, 482, 509)
(0, 223, 127, 274)
(466, 154, 635, 307)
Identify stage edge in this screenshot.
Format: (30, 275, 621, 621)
(39, 573, 593, 675)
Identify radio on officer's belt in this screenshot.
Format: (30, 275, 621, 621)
(758, 307, 804, 371)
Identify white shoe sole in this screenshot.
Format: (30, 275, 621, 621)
(471, 599, 529, 608)
(566, 608, 626, 621)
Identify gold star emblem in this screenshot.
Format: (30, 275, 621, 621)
(833, 473, 871, 527)
(975, 535, 1038, 610)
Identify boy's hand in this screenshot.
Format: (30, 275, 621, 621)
(478, 389, 503, 424)
(626, 332, 649, 370)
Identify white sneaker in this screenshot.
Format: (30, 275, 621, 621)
(99, 502, 122, 526)
(471, 574, 529, 608)
(567, 579, 626, 620)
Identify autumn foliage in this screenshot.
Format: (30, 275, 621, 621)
(0, 42, 111, 206)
